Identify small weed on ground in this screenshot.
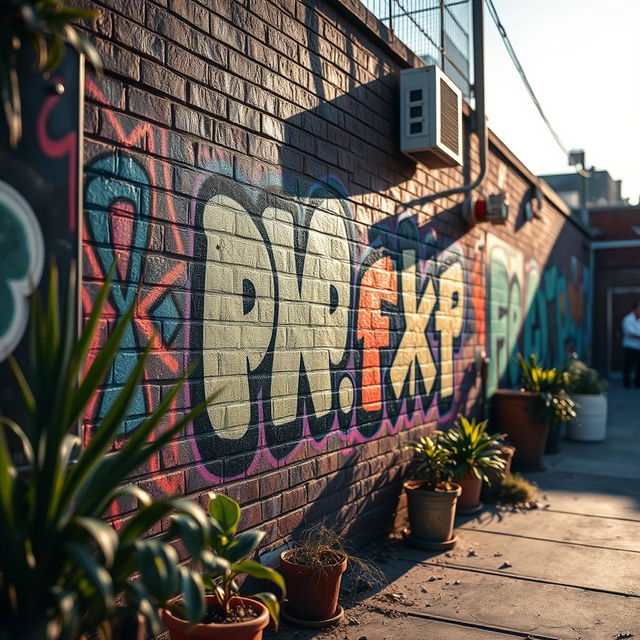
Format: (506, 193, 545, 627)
(498, 473, 539, 509)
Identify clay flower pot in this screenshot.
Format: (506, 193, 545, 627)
(279, 549, 347, 625)
(404, 480, 461, 550)
(457, 472, 483, 515)
(161, 596, 269, 640)
(493, 390, 551, 470)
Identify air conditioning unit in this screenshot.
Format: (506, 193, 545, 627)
(400, 65, 463, 169)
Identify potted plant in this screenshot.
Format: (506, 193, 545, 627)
(162, 493, 285, 640)
(403, 432, 461, 550)
(279, 524, 348, 628)
(565, 356, 608, 442)
(492, 354, 575, 470)
(0, 267, 216, 639)
(278, 523, 384, 629)
(440, 416, 506, 514)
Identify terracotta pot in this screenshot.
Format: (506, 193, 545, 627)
(493, 390, 551, 470)
(279, 549, 347, 622)
(481, 445, 515, 502)
(404, 480, 461, 549)
(162, 596, 269, 640)
(457, 472, 483, 513)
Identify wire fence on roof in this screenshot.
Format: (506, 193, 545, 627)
(360, 0, 472, 97)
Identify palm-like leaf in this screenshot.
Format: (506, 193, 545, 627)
(405, 431, 455, 489)
(0, 266, 216, 639)
(440, 416, 506, 484)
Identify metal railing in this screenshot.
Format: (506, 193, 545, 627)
(360, 0, 472, 97)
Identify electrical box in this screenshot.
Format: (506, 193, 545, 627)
(400, 65, 463, 169)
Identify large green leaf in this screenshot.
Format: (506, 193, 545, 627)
(136, 540, 179, 604)
(66, 543, 114, 613)
(177, 566, 205, 623)
(224, 530, 264, 563)
(68, 517, 118, 569)
(208, 493, 241, 537)
(250, 592, 281, 629)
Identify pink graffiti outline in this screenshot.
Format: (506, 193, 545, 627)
(186, 162, 475, 483)
(36, 79, 78, 231)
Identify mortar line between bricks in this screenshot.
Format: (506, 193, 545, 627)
(457, 527, 640, 554)
(393, 556, 640, 599)
(370, 604, 563, 640)
(541, 507, 640, 524)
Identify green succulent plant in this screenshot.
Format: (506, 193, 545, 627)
(440, 415, 506, 484)
(199, 493, 285, 628)
(516, 353, 576, 424)
(0, 266, 215, 640)
(565, 354, 607, 395)
(405, 432, 455, 490)
(0, 0, 103, 147)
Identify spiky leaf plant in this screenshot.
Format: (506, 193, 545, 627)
(517, 353, 576, 424)
(0, 266, 214, 640)
(405, 432, 455, 490)
(440, 415, 506, 484)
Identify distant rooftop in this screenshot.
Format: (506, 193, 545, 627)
(540, 168, 627, 210)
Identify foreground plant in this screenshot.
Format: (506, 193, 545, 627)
(0, 267, 213, 639)
(162, 493, 285, 639)
(0, 0, 103, 147)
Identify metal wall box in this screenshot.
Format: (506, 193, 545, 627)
(400, 65, 463, 169)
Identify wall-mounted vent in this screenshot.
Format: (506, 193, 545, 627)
(400, 65, 463, 169)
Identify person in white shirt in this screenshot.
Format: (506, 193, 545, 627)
(622, 301, 640, 388)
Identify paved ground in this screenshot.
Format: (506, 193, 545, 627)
(274, 383, 640, 640)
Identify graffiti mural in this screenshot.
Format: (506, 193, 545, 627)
(188, 172, 474, 479)
(83, 80, 189, 496)
(486, 234, 591, 395)
(0, 51, 81, 364)
(82, 82, 591, 488)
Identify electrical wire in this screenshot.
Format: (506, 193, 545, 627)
(485, 0, 575, 163)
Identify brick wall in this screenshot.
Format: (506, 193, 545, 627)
(77, 0, 591, 550)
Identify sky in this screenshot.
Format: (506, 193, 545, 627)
(483, 0, 640, 204)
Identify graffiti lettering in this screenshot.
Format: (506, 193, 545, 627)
(487, 234, 590, 394)
(190, 174, 471, 478)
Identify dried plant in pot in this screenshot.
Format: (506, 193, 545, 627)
(493, 354, 575, 470)
(403, 432, 461, 550)
(440, 416, 506, 515)
(162, 494, 285, 640)
(279, 524, 349, 628)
